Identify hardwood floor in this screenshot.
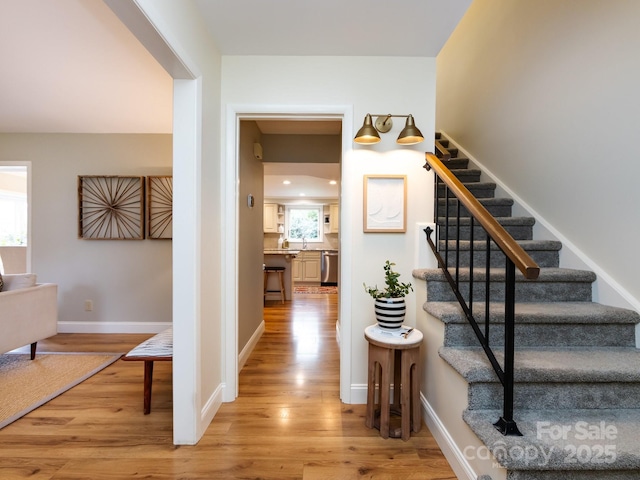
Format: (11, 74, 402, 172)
(0, 295, 456, 479)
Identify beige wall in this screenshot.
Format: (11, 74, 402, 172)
(436, 0, 640, 309)
(238, 121, 265, 352)
(0, 133, 172, 329)
(262, 134, 341, 163)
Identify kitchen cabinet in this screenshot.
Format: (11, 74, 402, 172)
(329, 204, 339, 233)
(264, 203, 284, 233)
(292, 250, 321, 283)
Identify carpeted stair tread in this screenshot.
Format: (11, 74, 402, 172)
(439, 239, 562, 252)
(439, 346, 640, 383)
(437, 216, 536, 241)
(432, 301, 639, 348)
(439, 197, 514, 207)
(463, 408, 640, 473)
(437, 182, 497, 198)
(437, 181, 495, 189)
(440, 158, 470, 169)
(451, 169, 482, 182)
(425, 301, 640, 325)
(415, 267, 597, 283)
(438, 216, 536, 226)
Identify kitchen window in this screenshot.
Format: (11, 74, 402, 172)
(285, 205, 322, 242)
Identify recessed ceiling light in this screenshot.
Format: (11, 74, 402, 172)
(283, 180, 291, 185)
(329, 180, 337, 185)
(299, 193, 305, 196)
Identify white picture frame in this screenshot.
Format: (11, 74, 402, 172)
(363, 175, 407, 233)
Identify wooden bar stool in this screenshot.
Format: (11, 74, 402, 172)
(364, 324, 423, 441)
(263, 266, 286, 304)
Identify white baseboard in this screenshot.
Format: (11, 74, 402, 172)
(349, 384, 368, 404)
(239, 320, 265, 371)
(200, 382, 223, 433)
(421, 393, 478, 480)
(57, 321, 171, 334)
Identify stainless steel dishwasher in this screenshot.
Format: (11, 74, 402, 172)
(321, 250, 338, 286)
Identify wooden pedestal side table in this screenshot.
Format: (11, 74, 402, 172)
(364, 324, 423, 441)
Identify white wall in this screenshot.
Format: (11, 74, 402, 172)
(221, 56, 436, 400)
(437, 0, 640, 310)
(128, 0, 223, 444)
(0, 133, 172, 331)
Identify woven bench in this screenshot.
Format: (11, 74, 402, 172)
(121, 327, 172, 414)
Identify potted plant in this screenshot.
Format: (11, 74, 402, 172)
(364, 260, 413, 330)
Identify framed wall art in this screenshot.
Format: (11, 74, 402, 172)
(146, 175, 173, 239)
(78, 175, 145, 240)
(363, 175, 407, 233)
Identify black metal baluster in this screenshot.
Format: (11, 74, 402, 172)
(469, 217, 474, 315)
(434, 175, 439, 250)
(444, 186, 450, 269)
(485, 235, 491, 347)
(494, 259, 522, 436)
(455, 199, 461, 288)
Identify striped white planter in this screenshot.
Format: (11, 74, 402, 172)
(374, 297, 406, 330)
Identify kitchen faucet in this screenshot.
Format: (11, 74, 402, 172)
(302, 237, 307, 249)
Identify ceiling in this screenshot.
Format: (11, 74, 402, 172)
(193, 0, 473, 57)
(263, 162, 340, 199)
(0, 0, 472, 134)
(0, 0, 173, 133)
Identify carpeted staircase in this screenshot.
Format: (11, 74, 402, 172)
(417, 134, 640, 479)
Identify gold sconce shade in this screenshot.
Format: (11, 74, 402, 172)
(354, 114, 381, 144)
(354, 113, 423, 145)
(396, 115, 424, 145)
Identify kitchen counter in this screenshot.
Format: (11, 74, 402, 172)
(263, 249, 300, 255)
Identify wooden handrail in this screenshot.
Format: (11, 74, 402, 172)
(425, 153, 540, 280)
(434, 140, 451, 160)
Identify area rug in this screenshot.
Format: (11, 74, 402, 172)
(293, 286, 338, 294)
(0, 352, 122, 429)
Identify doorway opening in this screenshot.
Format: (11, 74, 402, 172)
(240, 117, 341, 384)
(225, 105, 354, 404)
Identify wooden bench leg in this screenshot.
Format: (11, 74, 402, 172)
(144, 360, 154, 414)
(30, 342, 37, 360)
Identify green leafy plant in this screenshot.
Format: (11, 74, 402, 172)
(364, 260, 413, 299)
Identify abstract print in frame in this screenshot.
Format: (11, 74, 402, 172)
(363, 175, 407, 233)
(146, 176, 173, 239)
(78, 175, 145, 240)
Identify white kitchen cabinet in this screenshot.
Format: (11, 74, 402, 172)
(291, 257, 303, 282)
(264, 203, 284, 233)
(329, 204, 339, 233)
(292, 251, 321, 283)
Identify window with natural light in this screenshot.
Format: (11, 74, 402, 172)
(286, 206, 322, 242)
(0, 166, 27, 246)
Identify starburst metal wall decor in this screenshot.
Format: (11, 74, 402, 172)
(78, 176, 145, 240)
(146, 176, 173, 239)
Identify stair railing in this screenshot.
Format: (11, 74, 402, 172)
(423, 150, 540, 436)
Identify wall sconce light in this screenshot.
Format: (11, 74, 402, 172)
(354, 114, 424, 145)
